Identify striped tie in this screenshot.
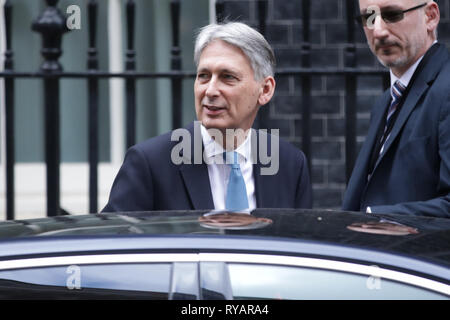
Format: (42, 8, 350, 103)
(379, 80, 406, 155)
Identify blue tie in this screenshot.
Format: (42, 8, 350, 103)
(224, 151, 249, 211)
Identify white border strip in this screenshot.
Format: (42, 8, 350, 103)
(0, 253, 448, 296)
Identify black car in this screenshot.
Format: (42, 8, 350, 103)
(0, 209, 448, 300)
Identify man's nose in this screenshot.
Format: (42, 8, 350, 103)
(371, 15, 389, 39)
(205, 77, 220, 98)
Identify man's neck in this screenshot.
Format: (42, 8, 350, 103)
(391, 39, 437, 78)
(201, 124, 250, 151)
(223, 130, 249, 151)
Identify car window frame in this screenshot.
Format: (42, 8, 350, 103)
(0, 252, 448, 298)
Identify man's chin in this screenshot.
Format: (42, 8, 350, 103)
(199, 119, 228, 132)
(377, 55, 409, 69)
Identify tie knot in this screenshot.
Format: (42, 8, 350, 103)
(224, 151, 239, 167)
(392, 80, 406, 100)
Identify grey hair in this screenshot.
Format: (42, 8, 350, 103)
(194, 22, 276, 81)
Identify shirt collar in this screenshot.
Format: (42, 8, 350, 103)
(200, 124, 252, 163)
(390, 57, 422, 90)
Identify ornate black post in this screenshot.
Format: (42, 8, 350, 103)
(125, 0, 136, 148)
(257, 0, 267, 36)
(32, 0, 69, 217)
(170, 0, 182, 129)
(345, 0, 357, 183)
(4, 0, 15, 220)
(215, 0, 225, 23)
(256, 0, 269, 131)
(301, 0, 312, 172)
(87, 0, 99, 213)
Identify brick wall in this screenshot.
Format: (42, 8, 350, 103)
(222, 0, 450, 209)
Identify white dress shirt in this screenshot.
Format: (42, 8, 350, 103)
(201, 125, 256, 210)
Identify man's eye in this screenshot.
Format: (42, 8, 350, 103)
(382, 11, 403, 22)
(223, 74, 237, 80)
(197, 73, 209, 80)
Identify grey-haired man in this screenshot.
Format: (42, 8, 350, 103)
(103, 22, 312, 212)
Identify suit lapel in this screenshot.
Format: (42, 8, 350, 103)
(343, 92, 390, 209)
(252, 129, 276, 208)
(178, 122, 214, 209)
(361, 92, 391, 171)
(179, 163, 214, 209)
(374, 80, 428, 167)
(253, 162, 272, 208)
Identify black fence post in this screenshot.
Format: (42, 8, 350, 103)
(170, 0, 182, 130)
(301, 0, 312, 172)
(215, 0, 225, 23)
(345, 0, 357, 183)
(87, 0, 99, 213)
(32, 0, 69, 217)
(256, 0, 269, 131)
(4, 0, 15, 220)
(125, 0, 136, 149)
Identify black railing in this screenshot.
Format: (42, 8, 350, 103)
(345, 0, 358, 182)
(3, 0, 14, 221)
(1, 0, 388, 219)
(87, 0, 100, 214)
(300, 0, 312, 173)
(31, 0, 69, 217)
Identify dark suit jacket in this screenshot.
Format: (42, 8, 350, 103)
(103, 122, 312, 212)
(343, 43, 450, 218)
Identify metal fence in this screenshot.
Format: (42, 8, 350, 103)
(0, 0, 388, 219)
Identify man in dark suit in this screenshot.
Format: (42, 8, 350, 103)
(343, 0, 450, 217)
(102, 22, 312, 212)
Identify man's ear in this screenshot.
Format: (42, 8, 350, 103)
(425, 1, 440, 36)
(258, 76, 276, 106)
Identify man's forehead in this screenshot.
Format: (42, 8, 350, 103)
(197, 41, 252, 69)
(196, 56, 247, 74)
(359, 0, 414, 9)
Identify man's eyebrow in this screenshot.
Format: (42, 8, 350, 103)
(196, 67, 209, 73)
(220, 68, 241, 75)
(360, 4, 401, 14)
(197, 67, 242, 75)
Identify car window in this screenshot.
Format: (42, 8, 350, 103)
(227, 264, 448, 300)
(0, 263, 171, 299)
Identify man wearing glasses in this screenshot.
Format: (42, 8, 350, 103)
(343, 1, 450, 217)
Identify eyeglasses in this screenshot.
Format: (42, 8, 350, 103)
(355, 3, 427, 27)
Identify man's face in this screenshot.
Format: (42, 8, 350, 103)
(359, 0, 431, 75)
(194, 40, 266, 134)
